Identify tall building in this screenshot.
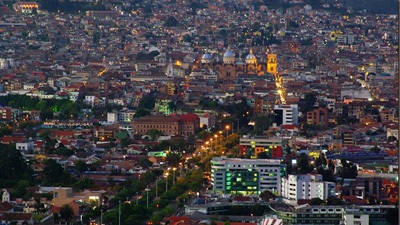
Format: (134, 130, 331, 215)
(267, 54, 277, 77)
(306, 107, 329, 128)
(281, 174, 336, 202)
(211, 157, 284, 195)
(274, 104, 298, 125)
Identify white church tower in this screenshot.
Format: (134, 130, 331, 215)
(2, 189, 10, 202)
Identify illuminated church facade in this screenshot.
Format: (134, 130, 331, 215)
(194, 49, 278, 81)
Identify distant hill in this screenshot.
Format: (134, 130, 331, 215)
(344, 0, 398, 14)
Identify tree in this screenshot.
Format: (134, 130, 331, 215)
(388, 136, 397, 142)
(254, 115, 271, 135)
(138, 158, 153, 169)
(72, 178, 94, 191)
(0, 144, 32, 187)
(166, 153, 181, 167)
(55, 144, 74, 157)
(297, 153, 313, 174)
(60, 205, 74, 224)
(338, 160, 357, 179)
(146, 129, 163, 141)
(74, 160, 88, 173)
(327, 196, 344, 205)
(133, 108, 150, 118)
(309, 198, 324, 205)
(260, 190, 276, 201)
(299, 93, 317, 115)
(42, 159, 73, 185)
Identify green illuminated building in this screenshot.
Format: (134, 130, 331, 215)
(211, 157, 284, 195)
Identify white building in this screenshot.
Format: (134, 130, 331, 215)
(16, 142, 34, 152)
(343, 213, 369, 225)
(2, 189, 10, 202)
(107, 112, 118, 123)
(119, 111, 135, 122)
(273, 104, 298, 125)
(211, 157, 283, 195)
(107, 111, 135, 123)
(281, 174, 335, 202)
(84, 95, 96, 106)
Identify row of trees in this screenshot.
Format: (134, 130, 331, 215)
(0, 144, 95, 199)
(0, 95, 81, 120)
(102, 169, 205, 225)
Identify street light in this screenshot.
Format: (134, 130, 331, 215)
(172, 167, 177, 186)
(225, 124, 230, 138)
(165, 172, 169, 192)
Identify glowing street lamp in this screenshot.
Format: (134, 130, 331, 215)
(225, 124, 231, 138)
(172, 167, 177, 185)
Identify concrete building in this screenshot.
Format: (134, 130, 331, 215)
(281, 174, 336, 201)
(306, 107, 329, 128)
(107, 112, 118, 123)
(274, 104, 298, 125)
(343, 213, 369, 225)
(239, 136, 283, 158)
(131, 113, 199, 137)
(211, 157, 283, 195)
(16, 142, 34, 152)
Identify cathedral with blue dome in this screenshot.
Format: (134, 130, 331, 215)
(194, 49, 275, 80)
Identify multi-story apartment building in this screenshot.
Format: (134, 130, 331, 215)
(131, 113, 199, 137)
(281, 174, 336, 202)
(274, 104, 298, 125)
(306, 107, 329, 128)
(211, 157, 284, 195)
(0, 107, 20, 121)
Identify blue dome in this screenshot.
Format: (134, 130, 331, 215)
(246, 53, 256, 60)
(202, 53, 212, 60)
(223, 50, 235, 58)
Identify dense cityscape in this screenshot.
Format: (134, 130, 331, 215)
(0, 0, 398, 224)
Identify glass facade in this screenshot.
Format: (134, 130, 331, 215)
(225, 170, 259, 195)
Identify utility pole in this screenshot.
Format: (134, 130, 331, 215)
(155, 179, 158, 198)
(146, 187, 149, 208)
(100, 208, 103, 225)
(118, 200, 121, 225)
(173, 168, 176, 186)
(166, 176, 168, 192)
(173, 170, 175, 186)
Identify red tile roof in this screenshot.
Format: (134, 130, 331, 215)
(0, 213, 32, 221)
(180, 113, 199, 122)
(0, 202, 13, 212)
